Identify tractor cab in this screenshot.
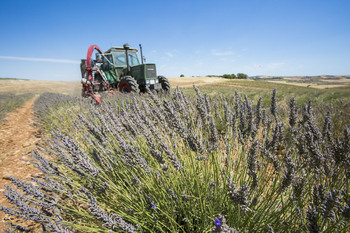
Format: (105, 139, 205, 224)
(101, 46, 140, 85)
(107, 48, 140, 67)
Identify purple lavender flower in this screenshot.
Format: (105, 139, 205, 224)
(279, 152, 296, 192)
(227, 179, 251, 212)
(212, 215, 238, 233)
(84, 191, 136, 233)
(322, 190, 341, 221)
(270, 88, 278, 121)
(208, 115, 219, 151)
(292, 174, 306, 202)
(182, 192, 190, 201)
(289, 97, 298, 128)
(255, 97, 262, 128)
(214, 218, 221, 226)
(168, 188, 178, 201)
(248, 140, 259, 190)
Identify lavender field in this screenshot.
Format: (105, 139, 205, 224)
(1, 85, 349, 232)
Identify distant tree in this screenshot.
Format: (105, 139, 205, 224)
(207, 75, 220, 77)
(222, 74, 237, 79)
(237, 73, 248, 79)
(180, 74, 185, 77)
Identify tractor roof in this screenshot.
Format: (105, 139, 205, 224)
(104, 47, 138, 53)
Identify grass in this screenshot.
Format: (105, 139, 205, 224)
(179, 79, 350, 101)
(0, 93, 34, 122)
(0, 79, 81, 96)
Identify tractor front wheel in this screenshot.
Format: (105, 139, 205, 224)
(158, 76, 170, 93)
(119, 76, 140, 93)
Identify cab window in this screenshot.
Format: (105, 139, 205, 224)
(112, 52, 127, 66)
(112, 51, 140, 66)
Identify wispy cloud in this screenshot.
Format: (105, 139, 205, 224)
(165, 52, 174, 57)
(0, 55, 80, 64)
(164, 49, 179, 58)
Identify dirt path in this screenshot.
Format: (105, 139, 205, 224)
(0, 96, 40, 231)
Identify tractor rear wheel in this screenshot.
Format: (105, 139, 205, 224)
(119, 76, 140, 93)
(158, 76, 170, 93)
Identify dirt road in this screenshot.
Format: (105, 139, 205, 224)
(0, 97, 40, 231)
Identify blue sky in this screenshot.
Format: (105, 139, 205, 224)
(0, 0, 349, 81)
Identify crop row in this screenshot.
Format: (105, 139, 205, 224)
(0, 93, 34, 121)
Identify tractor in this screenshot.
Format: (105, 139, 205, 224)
(80, 44, 170, 103)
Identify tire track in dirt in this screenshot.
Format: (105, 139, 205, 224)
(0, 96, 41, 231)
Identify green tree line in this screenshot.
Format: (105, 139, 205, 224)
(222, 73, 248, 79)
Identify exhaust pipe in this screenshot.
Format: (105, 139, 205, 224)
(139, 44, 144, 64)
(123, 43, 131, 74)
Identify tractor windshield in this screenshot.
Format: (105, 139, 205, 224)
(112, 51, 140, 67)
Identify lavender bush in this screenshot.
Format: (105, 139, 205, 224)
(1, 87, 349, 232)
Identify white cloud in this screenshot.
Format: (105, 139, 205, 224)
(165, 52, 174, 57)
(0, 55, 80, 64)
(164, 49, 180, 58)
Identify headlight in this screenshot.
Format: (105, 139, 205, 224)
(155, 79, 159, 83)
(146, 80, 150, 84)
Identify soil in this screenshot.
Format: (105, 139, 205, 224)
(0, 96, 41, 231)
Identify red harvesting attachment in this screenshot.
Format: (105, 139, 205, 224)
(81, 45, 114, 104)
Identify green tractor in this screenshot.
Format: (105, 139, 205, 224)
(81, 44, 170, 103)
